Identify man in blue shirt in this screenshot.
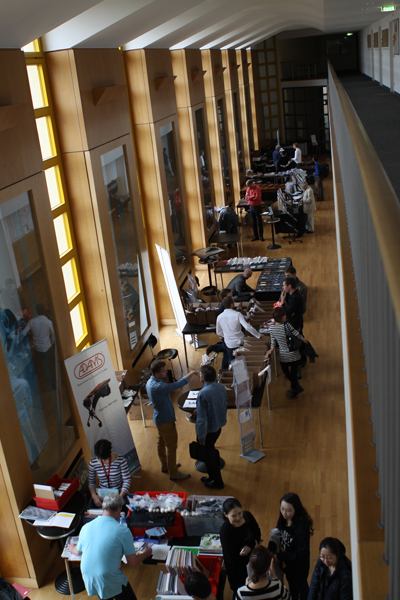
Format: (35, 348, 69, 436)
(313, 155, 324, 201)
(67, 493, 152, 600)
(146, 360, 199, 480)
(195, 365, 227, 490)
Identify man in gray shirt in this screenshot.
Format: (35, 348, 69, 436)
(227, 268, 255, 302)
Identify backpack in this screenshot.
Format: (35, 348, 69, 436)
(321, 163, 329, 179)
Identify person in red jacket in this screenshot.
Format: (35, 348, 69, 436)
(245, 180, 264, 241)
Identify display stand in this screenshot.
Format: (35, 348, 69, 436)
(231, 357, 265, 463)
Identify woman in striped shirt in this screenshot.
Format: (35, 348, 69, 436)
(89, 439, 131, 507)
(237, 545, 291, 600)
(268, 307, 308, 399)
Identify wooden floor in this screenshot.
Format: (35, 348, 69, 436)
(29, 165, 350, 600)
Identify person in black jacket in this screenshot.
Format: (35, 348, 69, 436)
(281, 278, 304, 333)
(220, 498, 261, 598)
(308, 538, 353, 600)
(273, 492, 314, 600)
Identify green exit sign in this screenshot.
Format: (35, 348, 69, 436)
(381, 5, 396, 11)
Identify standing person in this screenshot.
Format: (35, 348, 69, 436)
(301, 180, 316, 234)
(285, 266, 307, 314)
(88, 439, 131, 508)
(67, 493, 152, 600)
(237, 545, 291, 600)
(313, 157, 324, 201)
(274, 493, 314, 600)
(273, 145, 281, 170)
(216, 296, 262, 368)
(245, 180, 264, 242)
(281, 277, 304, 333)
(308, 538, 352, 600)
(146, 360, 199, 480)
(220, 497, 262, 597)
(293, 143, 302, 165)
(20, 304, 56, 388)
(269, 307, 307, 399)
(195, 365, 227, 490)
(227, 269, 255, 302)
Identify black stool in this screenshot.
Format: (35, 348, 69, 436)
(156, 348, 182, 379)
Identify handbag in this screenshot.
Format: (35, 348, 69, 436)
(189, 441, 207, 462)
(284, 323, 303, 352)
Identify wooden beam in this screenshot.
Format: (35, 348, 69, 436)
(92, 84, 127, 106)
(190, 70, 207, 82)
(154, 76, 177, 91)
(0, 104, 26, 132)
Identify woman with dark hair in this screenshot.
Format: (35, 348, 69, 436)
(237, 545, 291, 599)
(220, 498, 262, 597)
(308, 538, 352, 600)
(273, 493, 313, 600)
(88, 439, 131, 507)
(269, 307, 308, 398)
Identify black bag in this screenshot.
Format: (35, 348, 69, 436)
(0, 578, 24, 600)
(321, 163, 329, 179)
(284, 323, 303, 352)
(189, 441, 207, 462)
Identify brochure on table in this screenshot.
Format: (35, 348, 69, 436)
(65, 340, 140, 474)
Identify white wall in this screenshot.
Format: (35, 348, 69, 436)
(360, 8, 400, 92)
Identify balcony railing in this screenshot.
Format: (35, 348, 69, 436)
(281, 58, 328, 81)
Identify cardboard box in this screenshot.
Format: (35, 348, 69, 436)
(185, 309, 197, 325)
(206, 303, 219, 324)
(115, 370, 128, 390)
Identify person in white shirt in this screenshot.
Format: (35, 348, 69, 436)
(293, 142, 302, 165)
(301, 179, 316, 233)
(216, 296, 262, 368)
(21, 304, 56, 388)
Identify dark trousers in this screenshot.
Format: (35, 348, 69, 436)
(203, 429, 223, 485)
(280, 359, 303, 390)
(316, 176, 324, 200)
(102, 583, 137, 600)
(249, 205, 263, 239)
(286, 574, 309, 600)
(222, 341, 237, 369)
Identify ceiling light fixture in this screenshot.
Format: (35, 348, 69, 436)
(347, 32, 354, 35)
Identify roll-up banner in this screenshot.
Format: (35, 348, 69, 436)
(64, 339, 140, 474)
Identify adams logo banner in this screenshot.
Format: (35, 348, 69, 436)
(64, 339, 140, 474)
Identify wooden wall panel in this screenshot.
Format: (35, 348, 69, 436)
(46, 48, 131, 152)
(248, 49, 264, 151)
(171, 49, 206, 109)
(222, 49, 239, 91)
(237, 49, 250, 87)
(202, 50, 225, 99)
(0, 50, 43, 190)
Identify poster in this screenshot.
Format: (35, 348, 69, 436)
(64, 339, 140, 474)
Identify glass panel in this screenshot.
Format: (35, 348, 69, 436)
(264, 118, 271, 130)
(268, 64, 276, 77)
(244, 85, 254, 152)
(284, 89, 293, 101)
(285, 102, 295, 114)
(259, 65, 266, 78)
(62, 259, 79, 302)
(261, 92, 269, 103)
(271, 117, 280, 129)
(27, 65, 48, 109)
(195, 108, 214, 231)
(232, 92, 243, 174)
(271, 104, 279, 116)
(36, 116, 56, 161)
(101, 146, 149, 349)
(0, 191, 76, 479)
(217, 98, 231, 205)
(258, 51, 265, 64)
(267, 51, 275, 62)
(263, 105, 270, 118)
(286, 116, 296, 128)
(53, 213, 72, 256)
(270, 91, 278, 103)
(269, 78, 277, 90)
(22, 40, 40, 53)
(70, 302, 87, 345)
(294, 88, 305, 101)
(44, 166, 64, 210)
(260, 79, 267, 91)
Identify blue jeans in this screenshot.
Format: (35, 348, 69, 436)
(222, 341, 237, 369)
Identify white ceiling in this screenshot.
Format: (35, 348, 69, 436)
(0, 0, 388, 51)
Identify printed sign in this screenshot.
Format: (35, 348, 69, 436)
(65, 339, 140, 474)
